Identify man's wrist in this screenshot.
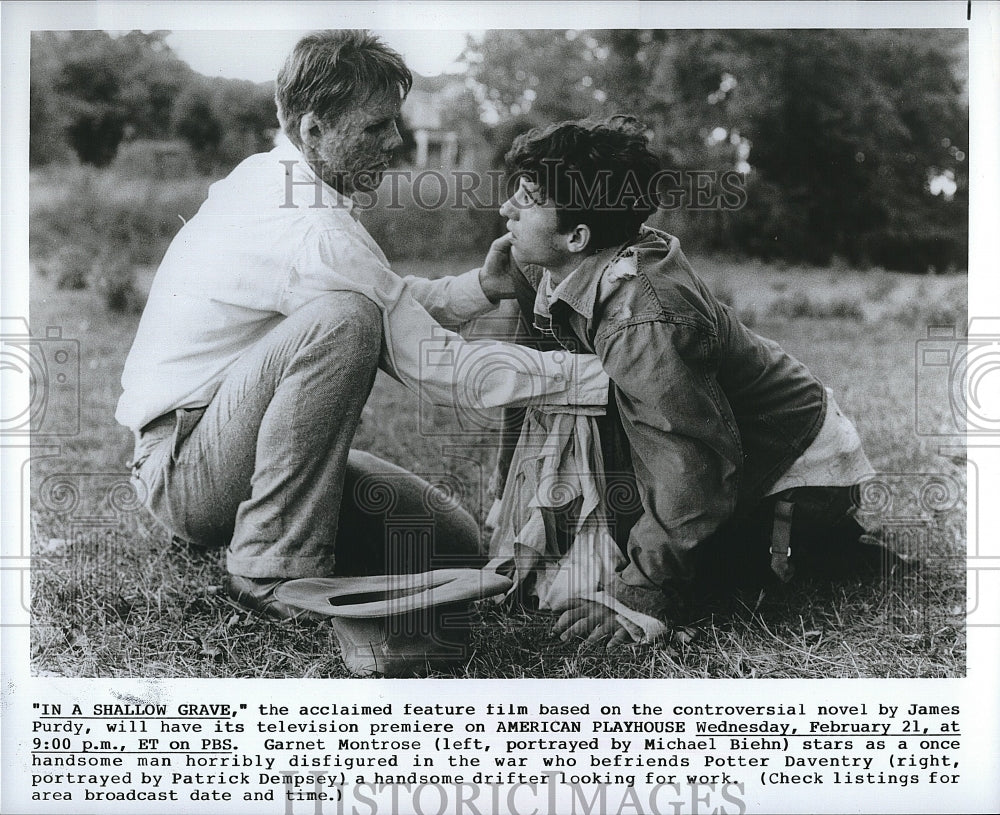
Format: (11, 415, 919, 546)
(477, 266, 504, 304)
(449, 266, 496, 314)
(568, 356, 610, 406)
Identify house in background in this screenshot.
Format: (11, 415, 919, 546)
(401, 74, 484, 170)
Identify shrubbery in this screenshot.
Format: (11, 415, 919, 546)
(359, 173, 503, 262)
(31, 31, 276, 175)
(30, 162, 211, 312)
(770, 292, 866, 322)
(30, 159, 505, 311)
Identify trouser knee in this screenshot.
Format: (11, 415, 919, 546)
(284, 291, 382, 373)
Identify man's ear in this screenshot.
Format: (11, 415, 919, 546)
(299, 112, 322, 149)
(566, 224, 592, 255)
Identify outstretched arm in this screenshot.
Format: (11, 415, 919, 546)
(283, 225, 609, 410)
(400, 234, 517, 328)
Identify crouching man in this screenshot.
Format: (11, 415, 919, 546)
(115, 31, 608, 620)
(488, 116, 899, 647)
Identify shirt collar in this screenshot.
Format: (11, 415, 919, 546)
(272, 135, 358, 217)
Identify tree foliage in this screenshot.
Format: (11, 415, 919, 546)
(462, 29, 968, 271)
(30, 30, 277, 172)
(172, 85, 223, 155)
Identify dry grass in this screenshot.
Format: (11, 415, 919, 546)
(693, 256, 967, 328)
(26, 165, 969, 678)
(27, 249, 967, 679)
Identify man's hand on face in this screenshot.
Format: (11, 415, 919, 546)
(554, 599, 636, 651)
(478, 233, 517, 303)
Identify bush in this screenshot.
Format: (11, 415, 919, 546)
(864, 272, 900, 302)
(112, 139, 200, 179)
(30, 163, 211, 310)
(889, 280, 967, 330)
(32, 165, 210, 257)
(38, 245, 93, 290)
(359, 172, 502, 261)
(770, 291, 865, 321)
(93, 247, 144, 314)
(66, 110, 126, 168)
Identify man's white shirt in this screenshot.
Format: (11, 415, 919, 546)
(116, 140, 608, 433)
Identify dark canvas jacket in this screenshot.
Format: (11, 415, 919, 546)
(494, 227, 827, 618)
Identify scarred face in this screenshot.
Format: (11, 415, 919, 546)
(303, 90, 403, 197)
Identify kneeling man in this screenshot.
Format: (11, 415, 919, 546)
(489, 116, 896, 646)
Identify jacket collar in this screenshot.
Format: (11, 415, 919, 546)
(545, 244, 625, 320)
(545, 226, 680, 319)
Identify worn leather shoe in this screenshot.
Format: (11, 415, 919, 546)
(225, 575, 327, 623)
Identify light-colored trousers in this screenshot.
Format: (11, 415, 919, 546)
(131, 292, 481, 579)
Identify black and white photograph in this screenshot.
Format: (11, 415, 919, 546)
(3, 2, 998, 814)
(21, 21, 972, 679)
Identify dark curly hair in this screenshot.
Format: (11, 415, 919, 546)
(276, 30, 412, 146)
(504, 116, 661, 251)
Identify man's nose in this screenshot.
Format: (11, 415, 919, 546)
(499, 197, 516, 219)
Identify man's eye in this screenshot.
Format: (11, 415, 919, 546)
(520, 185, 542, 205)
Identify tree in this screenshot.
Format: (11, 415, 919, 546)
(115, 30, 195, 138)
(52, 31, 140, 165)
(205, 78, 277, 168)
(464, 30, 612, 126)
(29, 30, 277, 172)
(463, 29, 969, 270)
(29, 32, 72, 165)
(31, 30, 195, 166)
(172, 84, 223, 169)
(65, 111, 126, 168)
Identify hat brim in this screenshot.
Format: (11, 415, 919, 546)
(274, 568, 512, 619)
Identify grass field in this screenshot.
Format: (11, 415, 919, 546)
(26, 241, 968, 679)
(25, 159, 969, 679)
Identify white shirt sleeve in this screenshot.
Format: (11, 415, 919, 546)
(404, 268, 496, 327)
(280, 226, 609, 410)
